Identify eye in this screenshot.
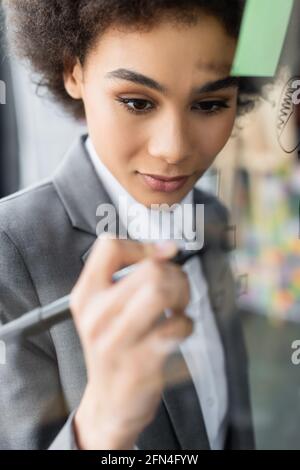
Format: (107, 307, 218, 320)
(116, 98, 154, 115)
(115, 97, 230, 116)
(193, 100, 230, 115)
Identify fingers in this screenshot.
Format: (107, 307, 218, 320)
(149, 313, 194, 354)
(107, 259, 191, 347)
(70, 237, 178, 317)
(92, 236, 178, 287)
(131, 313, 194, 382)
(72, 257, 190, 350)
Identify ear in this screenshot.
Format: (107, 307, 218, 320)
(63, 58, 84, 100)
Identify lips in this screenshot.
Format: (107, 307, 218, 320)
(144, 173, 188, 181)
(138, 172, 190, 193)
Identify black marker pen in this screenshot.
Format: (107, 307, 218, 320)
(0, 248, 202, 342)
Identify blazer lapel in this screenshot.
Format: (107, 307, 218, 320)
(193, 187, 236, 341)
(53, 134, 114, 236)
(161, 189, 235, 451)
(193, 188, 254, 448)
(162, 376, 210, 449)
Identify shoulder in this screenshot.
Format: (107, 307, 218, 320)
(0, 179, 58, 222)
(0, 179, 70, 243)
(0, 179, 76, 300)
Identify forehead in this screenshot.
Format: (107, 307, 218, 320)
(86, 15, 237, 82)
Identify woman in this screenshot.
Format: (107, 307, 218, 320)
(1, 0, 260, 450)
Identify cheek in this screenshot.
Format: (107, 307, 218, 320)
(84, 83, 135, 135)
(84, 89, 142, 167)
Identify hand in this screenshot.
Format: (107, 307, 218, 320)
(70, 236, 193, 450)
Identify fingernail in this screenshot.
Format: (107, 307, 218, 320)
(98, 231, 115, 240)
(154, 241, 178, 257)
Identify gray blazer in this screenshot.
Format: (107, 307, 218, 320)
(0, 134, 255, 450)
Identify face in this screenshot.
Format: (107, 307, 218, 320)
(64, 14, 238, 207)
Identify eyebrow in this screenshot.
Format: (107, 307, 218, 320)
(105, 68, 239, 95)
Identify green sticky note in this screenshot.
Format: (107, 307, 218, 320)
(231, 0, 294, 77)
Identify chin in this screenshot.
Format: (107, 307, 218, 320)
(134, 188, 192, 208)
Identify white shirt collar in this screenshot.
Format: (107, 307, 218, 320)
(85, 135, 194, 244)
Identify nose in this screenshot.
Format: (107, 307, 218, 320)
(147, 113, 193, 165)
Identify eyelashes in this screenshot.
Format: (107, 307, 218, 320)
(115, 97, 231, 116)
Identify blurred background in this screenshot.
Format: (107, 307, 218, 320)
(1, 1, 300, 450)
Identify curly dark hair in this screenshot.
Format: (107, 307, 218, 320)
(2, 0, 266, 120)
